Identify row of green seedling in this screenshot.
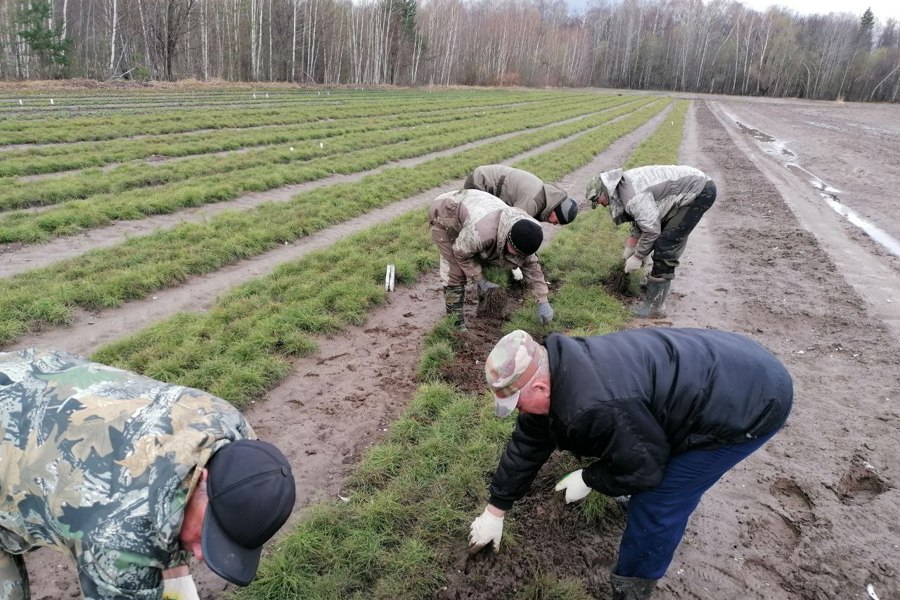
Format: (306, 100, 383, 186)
(0, 94, 613, 207)
(0, 98, 664, 347)
(231, 99, 689, 600)
(0, 89, 571, 144)
(0, 96, 642, 241)
(0, 96, 563, 178)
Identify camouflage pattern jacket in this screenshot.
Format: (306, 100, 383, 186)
(599, 165, 710, 258)
(0, 350, 254, 600)
(429, 189, 549, 303)
(467, 165, 569, 222)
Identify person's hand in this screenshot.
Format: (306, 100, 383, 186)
(554, 469, 592, 504)
(162, 574, 200, 600)
(537, 302, 554, 325)
(641, 254, 653, 271)
(622, 236, 638, 260)
(624, 255, 644, 274)
(476, 279, 499, 299)
(468, 507, 505, 554)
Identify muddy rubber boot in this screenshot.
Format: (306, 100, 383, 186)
(610, 573, 658, 600)
(633, 277, 670, 318)
(444, 285, 466, 331)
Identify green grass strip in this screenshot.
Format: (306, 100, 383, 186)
(0, 97, 549, 178)
(0, 96, 622, 240)
(0, 90, 571, 144)
(230, 98, 688, 600)
(0, 99, 663, 346)
(0, 95, 606, 211)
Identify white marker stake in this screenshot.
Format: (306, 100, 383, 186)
(385, 265, 396, 292)
(50, 99, 54, 105)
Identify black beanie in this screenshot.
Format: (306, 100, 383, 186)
(507, 219, 543, 255)
(553, 197, 579, 225)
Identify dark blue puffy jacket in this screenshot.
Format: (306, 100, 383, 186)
(488, 328, 792, 509)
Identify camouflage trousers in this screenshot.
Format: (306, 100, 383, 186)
(430, 226, 467, 288)
(651, 181, 716, 280)
(0, 551, 28, 600)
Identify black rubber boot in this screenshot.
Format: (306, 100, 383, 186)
(444, 285, 466, 331)
(633, 276, 670, 318)
(610, 573, 658, 600)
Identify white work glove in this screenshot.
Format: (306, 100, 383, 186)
(468, 507, 504, 554)
(162, 575, 200, 600)
(511, 267, 524, 281)
(537, 302, 554, 325)
(624, 255, 644, 274)
(622, 236, 639, 260)
(641, 254, 653, 271)
(554, 469, 593, 504)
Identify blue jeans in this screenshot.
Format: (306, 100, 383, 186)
(615, 429, 777, 580)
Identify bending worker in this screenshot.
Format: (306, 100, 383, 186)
(468, 328, 792, 600)
(586, 165, 716, 318)
(464, 164, 579, 225)
(0, 349, 296, 600)
(429, 188, 553, 331)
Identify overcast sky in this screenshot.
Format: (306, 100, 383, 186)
(566, 0, 900, 23)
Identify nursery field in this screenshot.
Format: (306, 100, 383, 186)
(3, 86, 898, 600)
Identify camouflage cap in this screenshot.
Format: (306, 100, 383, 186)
(484, 329, 543, 417)
(585, 176, 605, 202)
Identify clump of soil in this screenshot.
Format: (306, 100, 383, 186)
(602, 261, 638, 298)
(436, 455, 625, 600)
(477, 287, 509, 319)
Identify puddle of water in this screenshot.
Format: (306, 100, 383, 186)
(736, 121, 774, 142)
(785, 164, 900, 257)
(820, 194, 900, 257)
(736, 120, 795, 158)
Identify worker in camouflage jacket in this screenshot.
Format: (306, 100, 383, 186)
(0, 349, 295, 600)
(463, 165, 579, 225)
(429, 189, 552, 331)
(586, 165, 716, 318)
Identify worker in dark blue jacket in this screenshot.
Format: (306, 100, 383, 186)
(467, 328, 793, 600)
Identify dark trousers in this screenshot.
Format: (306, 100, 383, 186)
(651, 181, 716, 280)
(615, 426, 777, 580)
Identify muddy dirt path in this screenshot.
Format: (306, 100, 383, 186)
(24, 99, 672, 600)
(10, 106, 672, 356)
(657, 100, 899, 599)
(0, 105, 629, 277)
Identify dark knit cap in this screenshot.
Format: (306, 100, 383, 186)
(553, 197, 579, 225)
(507, 219, 543, 256)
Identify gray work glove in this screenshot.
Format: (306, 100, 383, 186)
(476, 279, 500, 299)
(537, 302, 554, 325)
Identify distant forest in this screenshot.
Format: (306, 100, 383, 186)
(2, 0, 899, 102)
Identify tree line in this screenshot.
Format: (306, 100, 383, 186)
(1, 0, 898, 102)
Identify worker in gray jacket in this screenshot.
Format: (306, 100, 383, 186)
(586, 165, 716, 318)
(464, 165, 578, 225)
(429, 189, 552, 331)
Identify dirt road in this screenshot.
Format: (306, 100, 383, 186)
(661, 99, 899, 599)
